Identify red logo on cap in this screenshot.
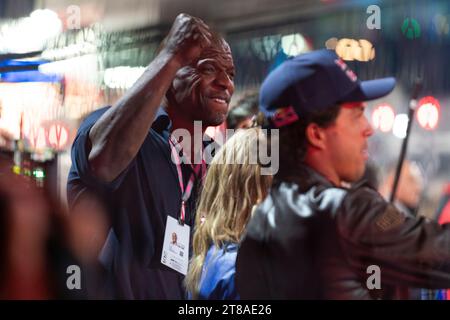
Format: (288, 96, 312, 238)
(334, 58, 358, 82)
(335, 58, 347, 70)
(272, 106, 299, 127)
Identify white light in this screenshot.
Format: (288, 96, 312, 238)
(393, 114, 409, 139)
(41, 42, 97, 61)
(281, 33, 307, 56)
(104, 66, 146, 89)
(0, 83, 61, 140)
(0, 9, 62, 53)
(372, 104, 395, 132)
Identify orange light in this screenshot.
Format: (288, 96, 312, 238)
(417, 96, 440, 130)
(372, 104, 395, 132)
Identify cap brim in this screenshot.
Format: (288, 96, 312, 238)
(342, 77, 396, 102)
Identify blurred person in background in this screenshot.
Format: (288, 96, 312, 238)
(67, 13, 235, 299)
(68, 188, 111, 298)
(226, 91, 259, 130)
(436, 183, 450, 224)
(358, 161, 380, 190)
(378, 161, 425, 299)
(185, 127, 272, 299)
(379, 160, 424, 218)
(422, 183, 450, 300)
(0, 158, 87, 299)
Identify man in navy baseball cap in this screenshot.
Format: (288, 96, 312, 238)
(257, 48, 396, 184)
(236, 50, 450, 299)
(260, 49, 395, 128)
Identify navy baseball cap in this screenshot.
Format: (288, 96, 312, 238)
(260, 49, 396, 127)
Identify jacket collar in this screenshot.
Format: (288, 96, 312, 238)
(274, 163, 335, 191)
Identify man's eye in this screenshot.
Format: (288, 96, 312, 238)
(355, 107, 364, 117)
(202, 65, 216, 73)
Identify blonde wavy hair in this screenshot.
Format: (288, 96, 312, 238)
(185, 127, 272, 298)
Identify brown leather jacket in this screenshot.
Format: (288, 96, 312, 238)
(236, 165, 450, 299)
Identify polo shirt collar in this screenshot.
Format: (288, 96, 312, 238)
(151, 107, 172, 134)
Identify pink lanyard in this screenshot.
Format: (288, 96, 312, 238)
(169, 136, 206, 225)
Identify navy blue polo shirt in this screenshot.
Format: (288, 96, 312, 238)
(67, 106, 204, 299)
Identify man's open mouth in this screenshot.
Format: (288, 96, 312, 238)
(208, 94, 230, 105)
(211, 98, 227, 104)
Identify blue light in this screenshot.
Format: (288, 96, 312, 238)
(0, 70, 62, 83)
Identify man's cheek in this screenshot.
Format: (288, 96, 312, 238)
(173, 78, 199, 104)
(171, 66, 196, 98)
(187, 78, 203, 105)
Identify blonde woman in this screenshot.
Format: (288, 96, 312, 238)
(185, 127, 272, 299)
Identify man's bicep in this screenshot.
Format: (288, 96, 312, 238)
(71, 125, 105, 189)
(70, 120, 132, 192)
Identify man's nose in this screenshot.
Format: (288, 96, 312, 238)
(214, 70, 234, 92)
(363, 115, 374, 137)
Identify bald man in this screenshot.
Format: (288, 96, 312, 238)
(68, 14, 235, 299)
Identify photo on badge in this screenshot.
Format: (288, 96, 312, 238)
(161, 216, 190, 275)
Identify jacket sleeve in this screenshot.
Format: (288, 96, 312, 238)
(337, 186, 450, 289)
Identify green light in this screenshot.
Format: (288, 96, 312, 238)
(33, 169, 45, 179)
(401, 18, 421, 40)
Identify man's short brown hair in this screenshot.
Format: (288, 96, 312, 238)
(275, 104, 341, 178)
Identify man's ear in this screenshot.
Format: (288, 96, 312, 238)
(305, 123, 327, 150)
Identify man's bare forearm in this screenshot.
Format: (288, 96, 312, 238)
(85, 13, 211, 182)
(88, 50, 181, 182)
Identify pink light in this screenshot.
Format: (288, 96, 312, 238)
(417, 96, 440, 130)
